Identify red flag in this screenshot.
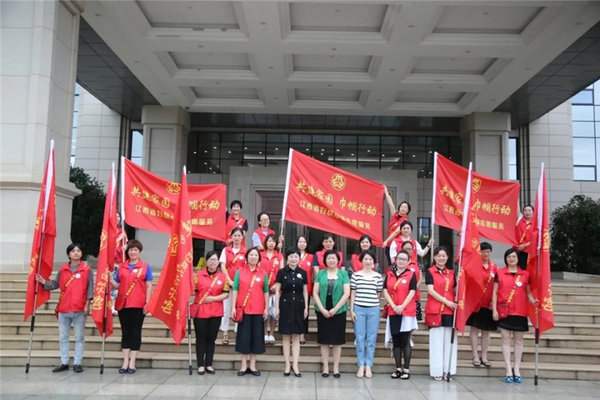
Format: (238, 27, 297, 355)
(282, 149, 385, 245)
(91, 163, 118, 337)
(527, 164, 554, 335)
(147, 167, 195, 344)
(432, 153, 520, 245)
(24, 141, 57, 321)
(454, 164, 484, 332)
(122, 158, 226, 241)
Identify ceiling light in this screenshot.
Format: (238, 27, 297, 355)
(213, 146, 217, 149)
(204, 150, 208, 153)
(351, 153, 355, 156)
(398, 150, 402, 153)
(228, 150, 232, 154)
(412, 154, 416, 158)
(367, 149, 371, 153)
(193, 151, 197, 154)
(382, 154, 386, 157)
(259, 151, 263, 154)
(244, 147, 248, 150)
(305, 148, 309, 151)
(204, 162, 207, 165)
(321, 148, 324, 152)
(336, 149, 340, 152)
(275, 147, 279, 150)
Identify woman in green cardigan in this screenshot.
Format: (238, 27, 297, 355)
(313, 249, 351, 378)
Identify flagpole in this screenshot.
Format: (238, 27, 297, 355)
(447, 162, 472, 382)
(430, 152, 438, 267)
(279, 148, 294, 247)
(534, 162, 544, 386)
(25, 233, 45, 374)
(25, 139, 54, 374)
(182, 166, 194, 375)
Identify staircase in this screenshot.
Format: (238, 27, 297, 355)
(1, 272, 599, 379)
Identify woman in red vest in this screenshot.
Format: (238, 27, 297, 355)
(401, 240, 423, 321)
(219, 227, 246, 344)
(252, 212, 276, 250)
(515, 205, 536, 269)
(191, 250, 229, 375)
(296, 235, 313, 344)
(36, 243, 93, 373)
(467, 242, 497, 368)
(261, 234, 283, 344)
(109, 239, 153, 374)
(231, 247, 269, 376)
(383, 250, 417, 379)
(383, 186, 411, 263)
(384, 220, 433, 264)
(492, 248, 538, 384)
(224, 200, 248, 245)
(350, 235, 377, 274)
(425, 246, 457, 381)
(312, 233, 344, 276)
(112, 213, 128, 315)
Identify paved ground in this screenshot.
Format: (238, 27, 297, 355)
(0, 366, 599, 399)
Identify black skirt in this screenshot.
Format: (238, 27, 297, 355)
(235, 314, 266, 354)
(497, 315, 529, 332)
(278, 296, 306, 335)
(316, 311, 346, 345)
(467, 307, 497, 331)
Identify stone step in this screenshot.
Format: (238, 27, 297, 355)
(2, 349, 598, 380)
(3, 334, 599, 365)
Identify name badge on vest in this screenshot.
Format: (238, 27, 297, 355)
(256, 278, 261, 282)
(75, 273, 81, 279)
(516, 281, 523, 287)
(491, 273, 495, 278)
(217, 280, 222, 285)
(133, 269, 138, 273)
(401, 279, 407, 284)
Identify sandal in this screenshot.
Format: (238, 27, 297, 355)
(472, 358, 481, 367)
(400, 369, 410, 380)
(433, 376, 443, 381)
(197, 367, 205, 375)
(222, 334, 229, 345)
(481, 359, 492, 368)
(503, 375, 514, 383)
(391, 369, 402, 379)
(513, 375, 523, 384)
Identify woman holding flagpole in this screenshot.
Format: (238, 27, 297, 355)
(384, 220, 433, 264)
(383, 186, 411, 263)
(425, 246, 457, 381)
(191, 251, 229, 375)
(252, 212, 276, 250)
(515, 205, 535, 270)
(313, 249, 350, 378)
(231, 247, 269, 376)
(219, 227, 246, 344)
(109, 239, 153, 374)
(492, 248, 538, 384)
(296, 235, 313, 344)
(36, 243, 94, 373)
(225, 200, 248, 245)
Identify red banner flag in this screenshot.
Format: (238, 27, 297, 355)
(91, 163, 117, 337)
(527, 164, 554, 335)
(282, 149, 385, 245)
(432, 153, 520, 246)
(147, 167, 195, 345)
(24, 141, 57, 321)
(455, 164, 484, 333)
(122, 158, 226, 241)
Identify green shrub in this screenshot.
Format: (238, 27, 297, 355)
(550, 195, 600, 274)
(69, 167, 105, 257)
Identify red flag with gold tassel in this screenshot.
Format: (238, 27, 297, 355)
(24, 141, 56, 321)
(147, 167, 194, 344)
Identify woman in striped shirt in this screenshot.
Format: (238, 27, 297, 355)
(350, 250, 384, 378)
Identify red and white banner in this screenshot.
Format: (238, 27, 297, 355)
(122, 158, 226, 241)
(147, 167, 195, 345)
(527, 164, 554, 335)
(91, 163, 117, 337)
(24, 140, 56, 321)
(282, 149, 385, 245)
(432, 153, 520, 245)
(454, 164, 484, 333)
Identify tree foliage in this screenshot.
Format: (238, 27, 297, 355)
(550, 195, 600, 274)
(70, 167, 105, 257)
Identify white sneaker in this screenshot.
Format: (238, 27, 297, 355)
(410, 338, 414, 347)
(269, 335, 275, 343)
(111, 307, 118, 315)
(264, 335, 269, 342)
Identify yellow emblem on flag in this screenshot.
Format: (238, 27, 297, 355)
(472, 178, 482, 193)
(166, 182, 181, 194)
(331, 173, 346, 191)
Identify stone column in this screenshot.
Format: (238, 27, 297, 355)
(0, 1, 81, 271)
(136, 105, 190, 267)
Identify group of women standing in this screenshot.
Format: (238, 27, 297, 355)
(44, 197, 538, 383)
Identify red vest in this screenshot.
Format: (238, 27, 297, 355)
(225, 214, 247, 242)
(315, 249, 343, 270)
(385, 269, 416, 317)
(496, 267, 530, 317)
(192, 269, 228, 318)
(223, 246, 246, 280)
(298, 253, 314, 295)
(351, 253, 363, 272)
(515, 218, 536, 255)
(387, 213, 408, 238)
(478, 262, 498, 310)
(236, 266, 267, 315)
(117, 260, 149, 309)
(393, 237, 418, 264)
(407, 262, 421, 300)
(57, 262, 90, 313)
(425, 266, 455, 316)
(253, 227, 275, 246)
(260, 250, 282, 289)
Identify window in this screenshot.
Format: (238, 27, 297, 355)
(508, 137, 518, 180)
(572, 81, 599, 181)
(131, 130, 143, 166)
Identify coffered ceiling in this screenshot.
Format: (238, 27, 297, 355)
(81, 1, 600, 117)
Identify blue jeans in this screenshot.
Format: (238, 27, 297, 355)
(354, 305, 379, 367)
(58, 311, 86, 364)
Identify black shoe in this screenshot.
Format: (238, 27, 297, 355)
(283, 371, 291, 377)
(73, 364, 83, 373)
(118, 367, 128, 374)
(197, 367, 205, 375)
(333, 373, 341, 378)
(293, 371, 302, 378)
(127, 368, 136, 374)
(321, 372, 329, 378)
(237, 369, 247, 376)
(249, 369, 261, 376)
(52, 364, 69, 373)
(206, 367, 216, 374)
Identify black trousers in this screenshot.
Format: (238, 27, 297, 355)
(118, 308, 145, 351)
(193, 316, 222, 367)
(392, 331, 412, 369)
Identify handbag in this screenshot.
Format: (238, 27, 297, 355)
(425, 312, 441, 327)
(497, 275, 522, 320)
(233, 271, 258, 323)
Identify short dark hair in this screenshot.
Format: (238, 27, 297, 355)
(480, 242, 492, 251)
(66, 243, 82, 257)
(205, 250, 219, 261)
(433, 245, 449, 257)
(230, 200, 243, 209)
(395, 250, 410, 261)
(263, 233, 277, 249)
(401, 240, 414, 250)
(126, 239, 143, 253)
(398, 201, 412, 214)
(245, 247, 262, 263)
(322, 249, 340, 265)
(257, 212, 269, 222)
(285, 247, 301, 258)
(504, 248, 518, 265)
(359, 249, 376, 263)
(400, 220, 413, 230)
(230, 227, 244, 237)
